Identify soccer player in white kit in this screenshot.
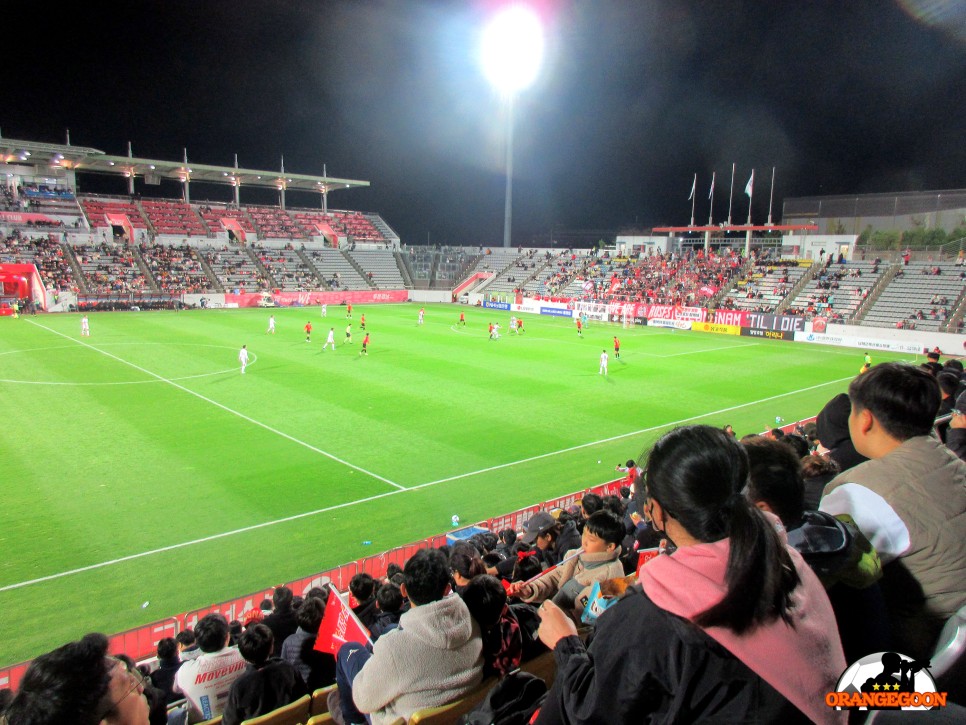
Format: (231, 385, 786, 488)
(510, 315, 517, 333)
(239, 345, 249, 374)
(321, 303, 327, 317)
(323, 327, 336, 351)
(80, 315, 90, 336)
(267, 315, 275, 334)
(599, 349, 609, 375)
(418, 307, 425, 325)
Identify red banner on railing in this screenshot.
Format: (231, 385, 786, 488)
(225, 290, 408, 307)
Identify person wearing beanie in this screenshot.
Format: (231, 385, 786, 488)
(815, 393, 868, 474)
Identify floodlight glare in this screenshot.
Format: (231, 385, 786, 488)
(480, 5, 544, 93)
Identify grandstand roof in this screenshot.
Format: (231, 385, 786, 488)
(0, 136, 370, 194)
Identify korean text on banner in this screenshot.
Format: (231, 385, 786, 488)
(314, 585, 372, 655)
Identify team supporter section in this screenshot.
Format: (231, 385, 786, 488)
(139, 243, 216, 294)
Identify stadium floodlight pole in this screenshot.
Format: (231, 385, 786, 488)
(480, 5, 544, 248)
(504, 93, 515, 249)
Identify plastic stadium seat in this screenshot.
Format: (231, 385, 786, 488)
(305, 715, 334, 725)
(406, 677, 497, 724)
(240, 694, 311, 725)
(310, 684, 337, 715)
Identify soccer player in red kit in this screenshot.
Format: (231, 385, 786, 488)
(304, 321, 312, 342)
(360, 332, 370, 356)
(346, 302, 353, 318)
(459, 311, 466, 326)
(360, 314, 366, 330)
(576, 318, 583, 337)
(613, 336, 621, 358)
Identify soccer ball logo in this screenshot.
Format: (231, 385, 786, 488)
(828, 651, 942, 711)
(451, 514, 460, 527)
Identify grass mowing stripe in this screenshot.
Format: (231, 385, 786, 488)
(0, 487, 407, 594)
(26, 320, 405, 491)
(411, 373, 855, 489)
(0, 372, 854, 593)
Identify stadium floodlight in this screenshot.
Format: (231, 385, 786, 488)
(480, 5, 544, 94)
(480, 4, 544, 248)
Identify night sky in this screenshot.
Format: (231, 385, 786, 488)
(6, 1, 965, 245)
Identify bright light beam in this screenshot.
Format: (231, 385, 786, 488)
(480, 5, 544, 94)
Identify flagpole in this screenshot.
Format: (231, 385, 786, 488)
(726, 163, 735, 226)
(746, 169, 754, 225)
(767, 166, 776, 226)
(708, 172, 716, 225)
(689, 173, 697, 226)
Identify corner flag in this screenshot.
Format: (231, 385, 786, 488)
(745, 170, 754, 197)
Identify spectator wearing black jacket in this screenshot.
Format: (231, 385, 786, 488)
(222, 624, 307, 725)
(279, 597, 335, 691)
(150, 637, 183, 705)
(262, 586, 298, 646)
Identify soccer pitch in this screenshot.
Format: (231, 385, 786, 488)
(0, 303, 916, 665)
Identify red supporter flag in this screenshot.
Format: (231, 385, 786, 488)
(636, 541, 668, 579)
(314, 585, 372, 655)
(698, 284, 718, 297)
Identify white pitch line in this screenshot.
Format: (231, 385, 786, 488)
(654, 342, 759, 358)
(0, 488, 408, 594)
(26, 321, 405, 491)
(410, 374, 853, 489)
(0, 372, 855, 593)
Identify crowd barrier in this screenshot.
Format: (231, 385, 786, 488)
(0, 479, 623, 692)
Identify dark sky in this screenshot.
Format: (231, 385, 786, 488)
(6, 0, 966, 245)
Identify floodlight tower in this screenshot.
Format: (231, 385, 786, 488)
(480, 5, 544, 248)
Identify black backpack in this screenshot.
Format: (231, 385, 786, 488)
(459, 671, 548, 725)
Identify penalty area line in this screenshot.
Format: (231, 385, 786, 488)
(26, 321, 405, 492)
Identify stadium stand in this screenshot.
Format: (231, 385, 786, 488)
(80, 195, 149, 231)
(304, 248, 370, 290)
(202, 246, 270, 292)
(139, 243, 217, 294)
(717, 259, 810, 313)
(199, 204, 256, 238)
(247, 205, 306, 241)
(346, 249, 405, 289)
(0, 233, 77, 292)
(860, 262, 965, 331)
(254, 247, 323, 291)
(140, 198, 208, 237)
(784, 259, 886, 321)
(72, 242, 150, 294)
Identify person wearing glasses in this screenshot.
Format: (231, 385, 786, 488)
(3, 632, 150, 725)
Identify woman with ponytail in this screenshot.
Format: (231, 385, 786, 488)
(535, 425, 846, 724)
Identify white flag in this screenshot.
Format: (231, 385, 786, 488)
(745, 170, 754, 197)
(688, 175, 696, 201)
(708, 172, 716, 199)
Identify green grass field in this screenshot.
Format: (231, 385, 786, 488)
(0, 302, 918, 665)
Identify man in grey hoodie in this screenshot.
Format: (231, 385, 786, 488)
(334, 548, 483, 725)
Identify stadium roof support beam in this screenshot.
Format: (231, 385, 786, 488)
(0, 137, 371, 201)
